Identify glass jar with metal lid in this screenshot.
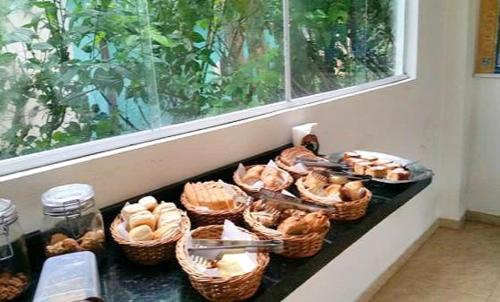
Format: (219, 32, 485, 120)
(0, 198, 31, 301)
(41, 184, 105, 257)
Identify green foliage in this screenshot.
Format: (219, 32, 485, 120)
(0, 0, 397, 160)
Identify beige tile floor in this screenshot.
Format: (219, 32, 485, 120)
(371, 222, 500, 302)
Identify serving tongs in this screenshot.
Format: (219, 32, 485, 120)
(327, 170, 373, 182)
(189, 239, 284, 261)
(295, 156, 348, 172)
(258, 189, 332, 213)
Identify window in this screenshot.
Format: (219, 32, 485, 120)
(0, 0, 406, 174)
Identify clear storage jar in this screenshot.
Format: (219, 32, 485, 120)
(0, 199, 31, 301)
(41, 184, 105, 258)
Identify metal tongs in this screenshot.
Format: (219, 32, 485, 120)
(258, 189, 332, 213)
(295, 156, 348, 172)
(189, 239, 284, 261)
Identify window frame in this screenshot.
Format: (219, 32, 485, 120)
(0, 0, 410, 177)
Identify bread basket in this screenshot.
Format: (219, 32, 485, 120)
(181, 184, 249, 227)
(233, 164, 293, 194)
(296, 177, 373, 221)
(176, 225, 269, 301)
(243, 207, 329, 258)
(110, 211, 191, 265)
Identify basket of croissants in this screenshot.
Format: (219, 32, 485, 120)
(275, 146, 327, 179)
(180, 180, 251, 226)
(296, 171, 373, 221)
(243, 200, 330, 258)
(110, 196, 191, 265)
(176, 224, 270, 302)
(233, 163, 294, 194)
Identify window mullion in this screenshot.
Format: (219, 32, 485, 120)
(283, 0, 292, 102)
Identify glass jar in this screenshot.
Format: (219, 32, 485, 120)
(41, 184, 105, 258)
(0, 199, 31, 301)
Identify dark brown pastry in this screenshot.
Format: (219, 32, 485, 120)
(278, 216, 311, 236)
(303, 212, 329, 233)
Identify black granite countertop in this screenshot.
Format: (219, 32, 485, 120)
(19, 145, 432, 302)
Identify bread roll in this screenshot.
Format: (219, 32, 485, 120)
(250, 212, 277, 228)
(158, 210, 182, 228)
(365, 166, 388, 178)
(153, 202, 178, 217)
(153, 223, 180, 240)
(129, 225, 154, 241)
(278, 216, 311, 235)
(129, 210, 156, 230)
(304, 212, 329, 233)
(121, 203, 147, 221)
(138, 196, 158, 211)
(217, 254, 249, 278)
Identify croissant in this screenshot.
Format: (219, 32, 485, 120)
(278, 216, 311, 236)
(304, 212, 329, 233)
(242, 166, 264, 184)
(340, 181, 367, 201)
(279, 146, 317, 166)
(261, 166, 283, 190)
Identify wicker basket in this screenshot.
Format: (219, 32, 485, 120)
(180, 185, 249, 227)
(110, 212, 191, 265)
(233, 164, 293, 194)
(176, 225, 270, 302)
(243, 208, 330, 258)
(296, 177, 373, 221)
(275, 156, 309, 179)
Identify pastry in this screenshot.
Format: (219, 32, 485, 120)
(279, 146, 319, 166)
(387, 168, 411, 181)
(46, 238, 83, 255)
(157, 210, 182, 228)
(152, 202, 178, 217)
(279, 208, 307, 222)
(329, 175, 349, 185)
(278, 216, 311, 235)
(153, 223, 180, 240)
(183, 181, 238, 211)
(344, 157, 365, 167)
(250, 211, 278, 227)
(303, 212, 329, 233)
(129, 225, 154, 241)
(354, 161, 373, 175)
(366, 166, 388, 178)
(325, 184, 341, 195)
(385, 162, 402, 171)
(49, 233, 69, 245)
(129, 210, 156, 230)
(138, 196, 158, 211)
(251, 200, 268, 212)
(121, 203, 147, 221)
(261, 166, 284, 190)
(242, 166, 264, 184)
(340, 181, 367, 201)
(343, 151, 361, 160)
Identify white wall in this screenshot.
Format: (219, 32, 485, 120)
(466, 1, 500, 216)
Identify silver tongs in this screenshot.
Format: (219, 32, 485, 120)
(258, 189, 332, 213)
(189, 239, 284, 260)
(295, 156, 348, 172)
(327, 170, 373, 182)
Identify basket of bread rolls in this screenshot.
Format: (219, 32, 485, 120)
(110, 196, 191, 265)
(233, 162, 293, 194)
(181, 180, 250, 226)
(296, 171, 372, 221)
(243, 199, 330, 258)
(176, 224, 270, 301)
(275, 146, 328, 179)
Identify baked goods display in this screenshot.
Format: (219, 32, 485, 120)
(46, 230, 105, 257)
(110, 196, 190, 265)
(233, 163, 293, 193)
(176, 224, 269, 301)
(118, 197, 183, 242)
(343, 151, 411, 181)
(181, 180, 249, 226)
(276, 146, 327, 177)
(243, 198, 330, 258)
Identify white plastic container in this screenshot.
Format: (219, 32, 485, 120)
(33, 251, 102, 302)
